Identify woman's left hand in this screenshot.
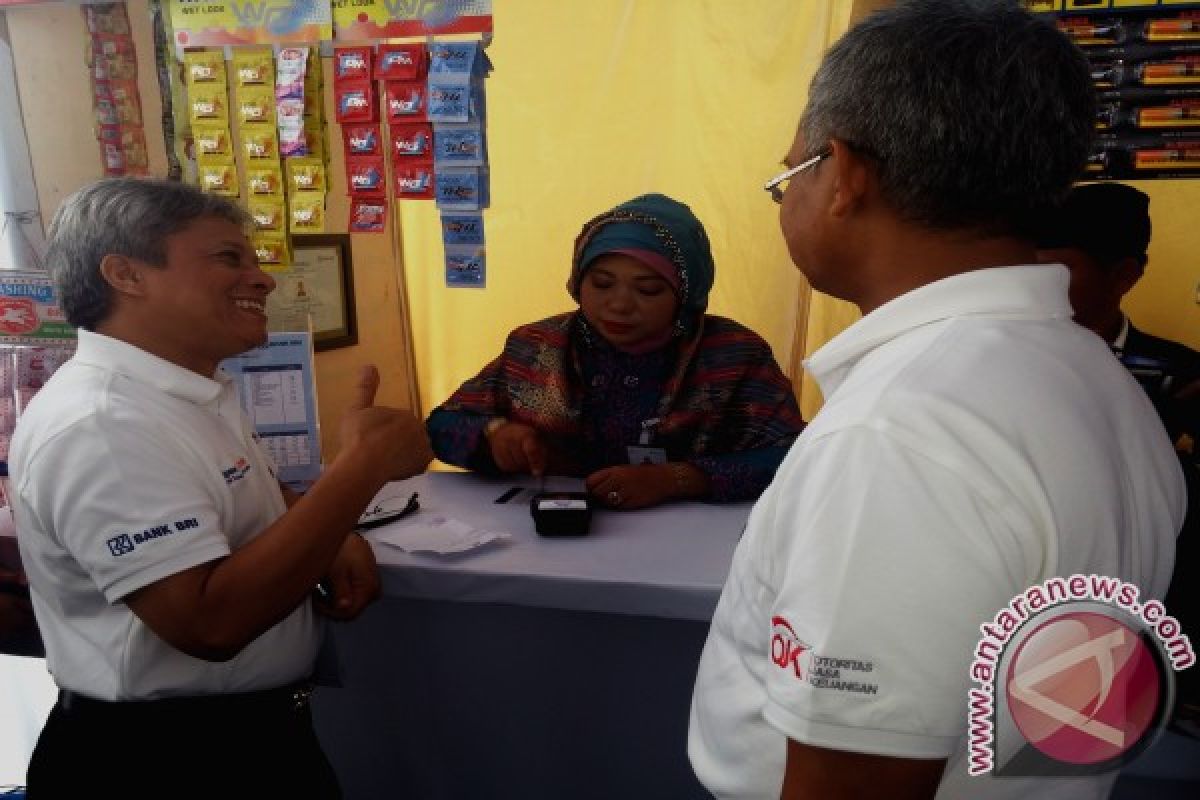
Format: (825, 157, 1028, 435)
(585, 464, 674, 511)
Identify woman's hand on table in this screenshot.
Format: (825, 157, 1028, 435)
(585, 464, 674, 510)
(485, 421, 549, 476)
(587, 463, 710, 510)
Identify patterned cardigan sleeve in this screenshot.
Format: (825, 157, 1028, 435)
(426, 341, 512, 472)
(425, 316, 570, 471)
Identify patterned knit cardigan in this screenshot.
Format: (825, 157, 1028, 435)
(436, 311, 804, 460)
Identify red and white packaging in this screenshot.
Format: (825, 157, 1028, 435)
(393, 160, 435, 199)
(349, 197, 388, 233)
(335, 80, 377, 124)
(343, 124, 382, 157)
(346, 155, 387, 197)
(333, 46, 373, 83)
(375, 44, 427, 81)
(384, 81, 426, 122)
(390, 123, 433, 160)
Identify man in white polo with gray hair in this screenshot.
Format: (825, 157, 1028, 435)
(689, 2, 1184, 798)
(11, 176, 432, 798)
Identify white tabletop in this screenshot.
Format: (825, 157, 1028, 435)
(361, 472, 752, 622)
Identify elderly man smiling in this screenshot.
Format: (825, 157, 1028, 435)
(10, 177, 432, 798)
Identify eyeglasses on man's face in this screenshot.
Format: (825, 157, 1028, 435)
(764, 150, 831, 204)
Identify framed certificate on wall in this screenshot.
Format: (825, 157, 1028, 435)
(266, 234, 358, 351)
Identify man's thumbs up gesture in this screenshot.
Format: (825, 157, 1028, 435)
(338, 365, 433, 482)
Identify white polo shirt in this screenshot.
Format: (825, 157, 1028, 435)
(10, 330, 320, 700)
(689, 266, 1184, 799)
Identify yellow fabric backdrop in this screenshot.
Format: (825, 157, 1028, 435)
(401, 0, 853, 419)
(402, 0, 1198, 427)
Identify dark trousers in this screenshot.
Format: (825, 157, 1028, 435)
(26, 685, 342, 800)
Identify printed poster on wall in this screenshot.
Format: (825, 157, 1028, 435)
(168, 0, 332, 50)
(221, 332, 322, 486)
(333, 0, 492, 41)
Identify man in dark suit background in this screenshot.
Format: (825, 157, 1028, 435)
(1038, 181, 1200, 732)
(1036, 181, 1198, 463)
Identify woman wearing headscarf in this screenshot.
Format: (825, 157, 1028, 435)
(426, 193, 804, 509)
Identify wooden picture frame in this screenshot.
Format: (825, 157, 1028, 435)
(267, 234, 358, 351)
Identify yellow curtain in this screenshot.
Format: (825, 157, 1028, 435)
(400, 0, 854, 421)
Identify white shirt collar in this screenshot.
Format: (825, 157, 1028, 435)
(805, 264, 1072, 398)
(73, 329, 228, 405)
(1111, 315, 1130, 351)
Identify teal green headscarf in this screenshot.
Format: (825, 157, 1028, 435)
(568, 193, 715, 337)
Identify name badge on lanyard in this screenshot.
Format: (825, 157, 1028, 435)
(627, 417, 667, 465)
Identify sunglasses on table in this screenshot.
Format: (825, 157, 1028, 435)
(355, 492, 420, 532)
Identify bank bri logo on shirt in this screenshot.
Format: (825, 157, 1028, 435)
(105, 517, 200, 557)
(106, 534, 135, 557)
(221, 456, 251, 485)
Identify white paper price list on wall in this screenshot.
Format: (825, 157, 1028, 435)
(241, 365, 313, 468)
(244, 365, 306, 425)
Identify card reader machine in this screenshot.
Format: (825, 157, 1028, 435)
(530, 492, 592, 536)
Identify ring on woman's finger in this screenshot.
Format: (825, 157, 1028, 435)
(606, 490, 623, 506)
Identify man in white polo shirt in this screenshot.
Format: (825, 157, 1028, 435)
(689, 2, 1185, 799)
(10, 177, 432, 798)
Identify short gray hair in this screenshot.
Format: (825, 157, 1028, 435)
(801, 0, 1095, 237)
(46, 177, 250, 330)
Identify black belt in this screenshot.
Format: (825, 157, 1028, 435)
(58, 681, 313, 717)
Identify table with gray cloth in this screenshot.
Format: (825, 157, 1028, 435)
(310, 471, 751, 800)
